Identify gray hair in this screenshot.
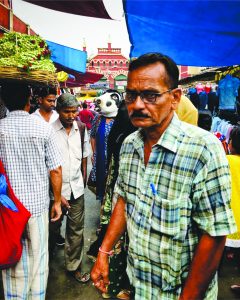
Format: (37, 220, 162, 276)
(56, 93, 79, 110)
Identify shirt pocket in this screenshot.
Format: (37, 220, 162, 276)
(149, 196, 189, 289)
(72, 146, 82, 161)
(151, 197, 181, 236)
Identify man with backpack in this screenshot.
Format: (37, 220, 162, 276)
(51, 93, 91, 283)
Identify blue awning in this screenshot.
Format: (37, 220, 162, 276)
(47, 40, 87, 73)
(124, 0, 240, 67)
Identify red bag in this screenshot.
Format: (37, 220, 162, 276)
(0, 160, 31, 269)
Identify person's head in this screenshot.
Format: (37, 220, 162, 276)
(56, 93, 79, 128)
(0, 81, 32, 112)
(37, 86, 57, 112)
(229, 126, 240, 154)
(124, 52, 181, 131)
(82, 102, 88, 109)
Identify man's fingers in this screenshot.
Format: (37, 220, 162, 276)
(93, 279, 108, 293)
(50, 214, 61, 222)
(50, 209, 62, 222)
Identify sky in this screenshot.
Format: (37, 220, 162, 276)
(11, 0, 131, 58)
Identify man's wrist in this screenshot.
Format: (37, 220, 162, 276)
(53, 198, 61, 205)
(99, 247, 114, 257)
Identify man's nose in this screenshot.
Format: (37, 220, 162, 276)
(132, 94, 145, 109)
(68, 112, 76, 118)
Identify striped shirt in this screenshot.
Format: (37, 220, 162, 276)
(0, 110, 62, 216)
(114, 114, 236, 300)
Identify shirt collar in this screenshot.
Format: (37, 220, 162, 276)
(133, 113, 180, 154)
(8, 110, 29, 117)
(54, 118, 79, 133)
(156, 113, 180, 153)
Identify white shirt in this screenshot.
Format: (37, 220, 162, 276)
(51, 119, 90, 200)
(31, 108, 59, 124)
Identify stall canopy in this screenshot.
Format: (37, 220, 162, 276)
(47, 40, 87, 73)
(22, 0, 111, 19)
(46, 40, 103, 86)
(55, 63, 103, 87)
(124, 0, 240, 67)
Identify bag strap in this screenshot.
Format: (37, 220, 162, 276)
(76, 120, 86, 159)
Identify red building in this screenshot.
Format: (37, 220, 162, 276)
(0, 0, 36, 37)
(86, 42, 129, 90)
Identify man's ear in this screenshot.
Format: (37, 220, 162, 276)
(38, 97, 43, 105)
(24, 97, 31, 112)
(171, 88, 182, 110)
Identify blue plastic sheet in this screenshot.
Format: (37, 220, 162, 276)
(47, 40, 87, 73)
(0, 175, 18, 212)
(124, 0, 240, 66)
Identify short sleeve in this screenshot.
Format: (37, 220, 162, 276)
(83, 127, 90, 158)
(45, 127, 63, 171)
(192, 140, 236, 236)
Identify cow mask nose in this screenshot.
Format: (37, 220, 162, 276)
(106, 101, 112, 107)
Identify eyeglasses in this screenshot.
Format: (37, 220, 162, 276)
(123, 89, 172, 104)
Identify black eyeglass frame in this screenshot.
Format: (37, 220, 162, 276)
(123, 89, 173, 104)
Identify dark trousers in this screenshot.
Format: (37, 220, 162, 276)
(49, 194, 85, 272)
(65, 194, 85, 271)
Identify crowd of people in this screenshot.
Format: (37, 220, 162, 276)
(0, 52, 239, 300)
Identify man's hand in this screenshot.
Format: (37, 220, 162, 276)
(91, 253, 110, 293)
(50, 201, 62, 222)
(61, 195, 71, 210)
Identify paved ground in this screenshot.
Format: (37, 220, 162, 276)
(1, 158, 240, 299)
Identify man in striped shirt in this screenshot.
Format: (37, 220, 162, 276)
(91, 53, 236, 300)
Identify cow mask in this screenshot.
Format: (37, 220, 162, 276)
(94, 89, 122, 118)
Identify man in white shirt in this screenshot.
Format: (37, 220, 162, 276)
(51, 93, 91, 283)
(31, 86, 59, 123)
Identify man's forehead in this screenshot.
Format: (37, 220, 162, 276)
(128, 64, 167, 84)
(46, 94, 56, 98)
(127, 76, 167, 90)
(61, 106, 78, 111)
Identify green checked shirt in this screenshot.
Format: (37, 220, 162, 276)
(114, 114, 236, 300)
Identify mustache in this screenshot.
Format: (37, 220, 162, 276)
(130, 111, 149, 118)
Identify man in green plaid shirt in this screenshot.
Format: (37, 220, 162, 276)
(91, 53, 236, 300)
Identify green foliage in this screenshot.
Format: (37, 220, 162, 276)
(0, 32, 56, 72)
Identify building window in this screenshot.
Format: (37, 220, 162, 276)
(109, 61, 111, 67)
(120, 61, 123, 67)
(103, 61, 106, 67)
(115, 61, 117, 66)
(92, 61, 94, 67)
(126, 61, 129, 67)
(97, 61, 100, 67)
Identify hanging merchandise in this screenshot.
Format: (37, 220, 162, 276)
(218, 74, 240, 110)
(205, 82, 212, 94)
(187, 87, 199, 109)
(196, 82, 205, 94)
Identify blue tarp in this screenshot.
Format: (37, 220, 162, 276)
(124, 0, 240, 67)
(47, 40, 87, 73)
